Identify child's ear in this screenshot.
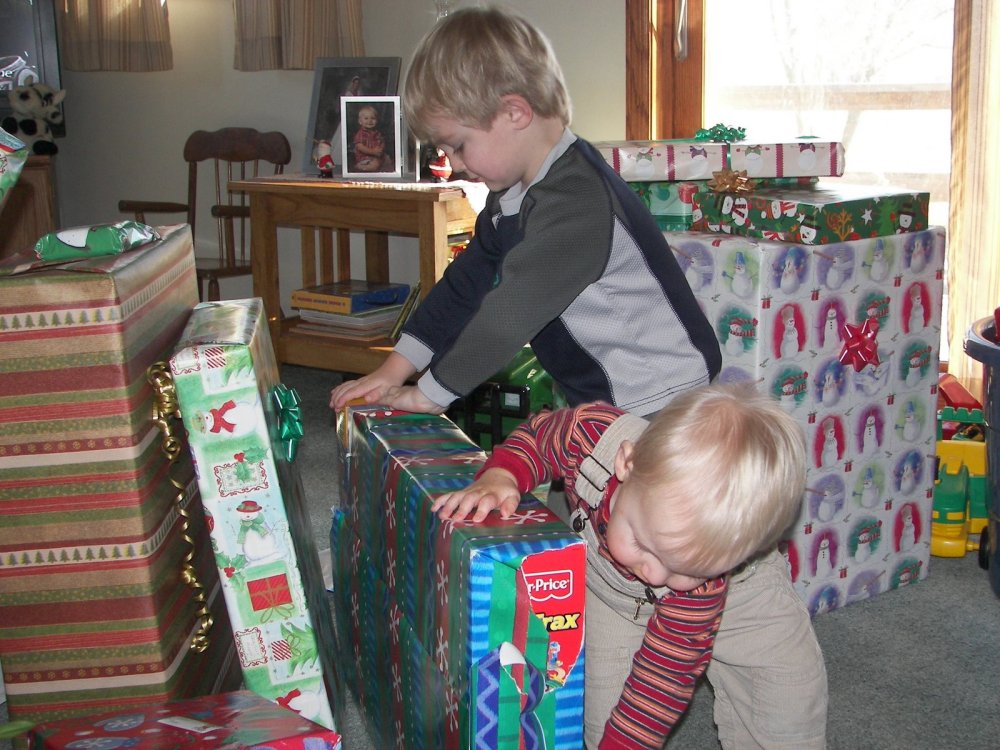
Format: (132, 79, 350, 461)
(500, 94, 533, 130)
(613, 440, 635, 482)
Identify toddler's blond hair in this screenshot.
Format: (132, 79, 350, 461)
(630, 382, 806, 574)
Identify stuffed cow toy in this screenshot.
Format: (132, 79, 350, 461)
(2, 82, 65, 156)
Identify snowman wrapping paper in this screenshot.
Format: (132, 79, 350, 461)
(169, 298, 342, 731)
(593, 137, 845, 182)
(664, 226, 945, 616)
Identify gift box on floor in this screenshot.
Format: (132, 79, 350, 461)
(332, 408, 586, 748)
(664, 227, 945, 614)
(691, 183, 930, 245)
(28, 689, 342, 750)
(0, 225, 241, 723)
(168, 298, 341, 731)
(594, 137, 845, 182)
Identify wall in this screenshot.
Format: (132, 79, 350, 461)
(52, 0, 625, 305)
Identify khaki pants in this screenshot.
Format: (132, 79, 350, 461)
(584, 548, 828, 749)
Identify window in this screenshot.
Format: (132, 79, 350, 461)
(626, 0, 999, 393)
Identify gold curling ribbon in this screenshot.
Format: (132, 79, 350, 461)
(147, 361, 213, 653)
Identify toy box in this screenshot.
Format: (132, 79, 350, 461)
(664, 226, 946, 615)
(27, 690, 343, 750)
(594, 137, 845, 182)
(0, 225, 241, 723)
(691, 183, 930, 245)
(332, 407, 586, 748)
(168, 298, 341, 731)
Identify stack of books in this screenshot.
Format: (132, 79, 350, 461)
(290, 279, 420, 342)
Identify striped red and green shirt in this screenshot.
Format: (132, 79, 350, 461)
(481, 403, 728, 749)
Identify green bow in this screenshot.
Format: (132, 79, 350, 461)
(272, 383, 304, 462)
(694, 123, 746, 142)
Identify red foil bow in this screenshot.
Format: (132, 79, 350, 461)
(840, 318, 880, 372)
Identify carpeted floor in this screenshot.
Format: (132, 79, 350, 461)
(284, 364, 1000, 750)
(4, 364, 999, 750)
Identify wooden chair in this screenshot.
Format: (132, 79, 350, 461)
(119, 127, 292, 301)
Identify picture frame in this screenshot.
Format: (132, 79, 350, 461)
(341, 96, 402, 179)
(302, 56, 401, 174)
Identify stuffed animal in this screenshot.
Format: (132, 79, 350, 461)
(1, 82, 66, 156)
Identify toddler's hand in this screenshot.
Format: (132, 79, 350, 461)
(431, 468, 521, 522)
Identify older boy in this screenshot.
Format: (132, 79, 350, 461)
(330, 5, 719, 416)
(432, 384, 816, 749)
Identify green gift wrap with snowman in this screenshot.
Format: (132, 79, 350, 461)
(168, 298, 342, 732)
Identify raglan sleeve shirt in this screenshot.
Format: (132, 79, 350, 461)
(395, 135, 621, 408)
(481, 404, 729, 749)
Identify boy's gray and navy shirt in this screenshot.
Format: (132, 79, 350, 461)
(394, 129, 721, 417)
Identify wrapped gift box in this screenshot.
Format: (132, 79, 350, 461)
(594, 138, 845, 182)
(629, 177, 819, 231)
(691, 183, 930, 245)
(332, 408, 587, 749)
(168, 298, 341, 731)
(0, 225, 241, 723)
(664, 227, 946, 615)
(28, 690, 342, 750)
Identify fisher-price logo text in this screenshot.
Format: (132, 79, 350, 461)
(524, 569, 574, 602)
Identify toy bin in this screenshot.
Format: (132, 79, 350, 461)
(964, 315, 1000, 597)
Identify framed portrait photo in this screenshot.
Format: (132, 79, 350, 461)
(341, 96, 402, 179)
(303, 56, 401, 174)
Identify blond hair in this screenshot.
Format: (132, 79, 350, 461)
(630, 382, 806, 574)
(403, 5, 571, 141)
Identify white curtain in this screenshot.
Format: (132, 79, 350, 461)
(948, 0, 1000, 398)
(232, 0, 364, 71)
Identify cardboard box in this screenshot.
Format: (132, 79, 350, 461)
(169, 298, 341, 732)
(332, 408, 587, 749)
(664, 227, 946, 614)
(28, 690, 343, 750)
(594, 137, 845, 182)
(0, 225, 241, 723)
(691, 183, 930, 245)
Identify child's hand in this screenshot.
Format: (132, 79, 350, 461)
(382, 385, 447, 414)
(431, 468, 521, 522)
(329, 353, 416, 410)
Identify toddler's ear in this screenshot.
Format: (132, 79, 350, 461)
(613, 440, 635, 482)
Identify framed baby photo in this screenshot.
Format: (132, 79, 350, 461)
(341, 95, 402, 178)
(302, 56, 400, 174)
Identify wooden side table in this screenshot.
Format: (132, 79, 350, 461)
(230, 176, 478, 374)
(0, 155, 58, 260)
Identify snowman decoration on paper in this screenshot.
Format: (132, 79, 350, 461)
(236, 499, 280, 563)
(897, 503, 919, 552)
(196, 395, 262, 438)
(864, 239, 891, 282)
(726, 250, 755, 298)
(854, 465, 882, 509)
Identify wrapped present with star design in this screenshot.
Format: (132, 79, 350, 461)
(691, 182, 930, 245)
(594, 132, 844, 182)
(27, 690, 342, 750)
(331, 407, 586, 749)
(0, 225, 242, 724)
(664, 226, 945, 615)
(168, 298, 342, 731)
